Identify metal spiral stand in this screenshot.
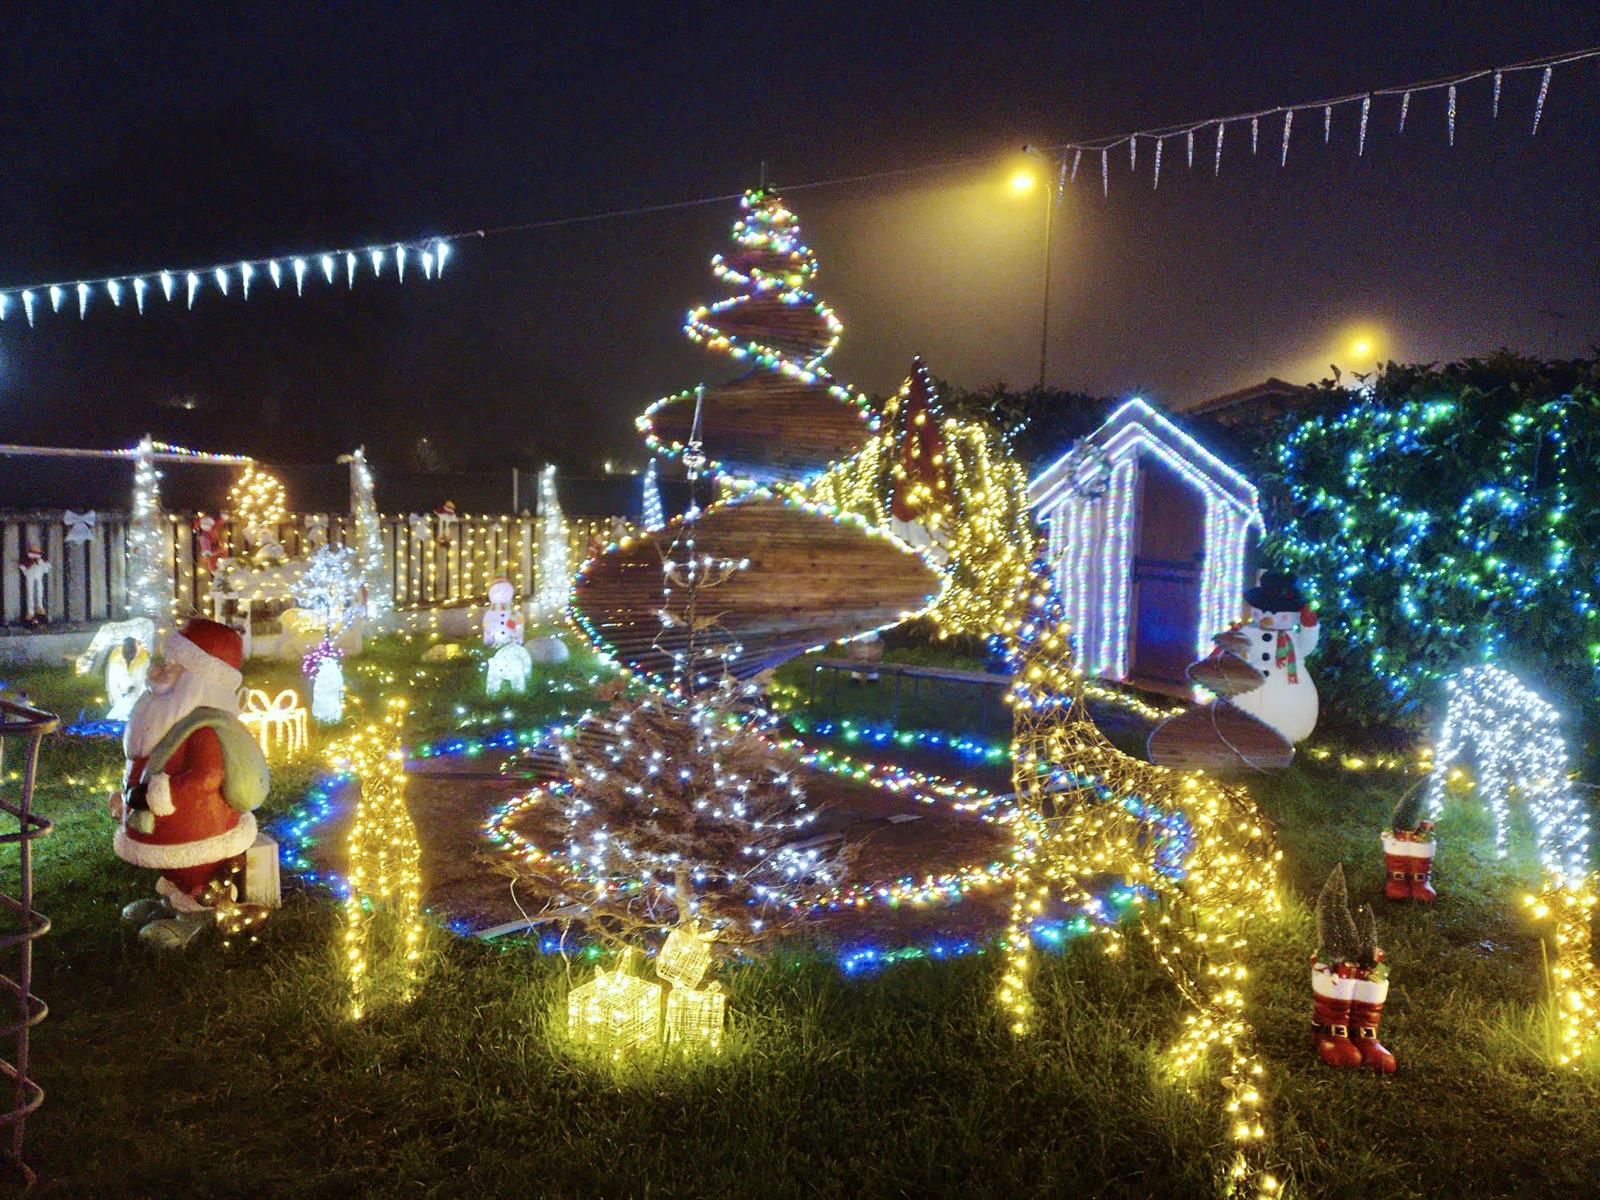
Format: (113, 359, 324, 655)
(0, 700, 56, 1188)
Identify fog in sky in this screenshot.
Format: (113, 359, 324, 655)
(2, 3, 1598, 468)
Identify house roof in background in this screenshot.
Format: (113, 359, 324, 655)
(1171, 377, 1315, 425)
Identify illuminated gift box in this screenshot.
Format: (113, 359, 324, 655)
(239, 687, 309, 760)
(567, 954, 662, 1060)
(655, 923, 713, 990)
(666, 981, 727, 1052)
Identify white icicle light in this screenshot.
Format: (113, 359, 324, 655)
(240, 261, 254, 298)
(320, 254, 336, 285)
(214, 266, 229, 296)
(294, 258, 308, 294)
(186, 271, 200, 309)
(160, 270, 175, 302)
(76, 282, 90, 318)
(346, 251, 357, 287)
(107, 278, 123, 307)
(49, 284, 64, 313)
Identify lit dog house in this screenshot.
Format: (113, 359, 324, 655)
(1030, 398, 1262, 693)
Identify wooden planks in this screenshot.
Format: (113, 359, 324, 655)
(1146, 701, 1294, 773)
(695, 294, 837, 361)
(645, 371, 874, 483)
(572, 498, 940, 683)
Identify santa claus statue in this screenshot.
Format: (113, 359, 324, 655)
(113, 618, 269, 942)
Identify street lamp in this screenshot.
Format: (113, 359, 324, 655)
(1017, 146, 1059, 389)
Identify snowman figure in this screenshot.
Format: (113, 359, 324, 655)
(482, 577, 523, 647)
(1227, 572, 1320, 744)
(1148, 571, 1322, 772)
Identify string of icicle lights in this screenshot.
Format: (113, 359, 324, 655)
(10, 43, 1595, 330)
(1043, 44, 1600, 195)
(1, 237, 454, 326)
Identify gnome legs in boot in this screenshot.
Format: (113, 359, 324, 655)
(1350, 975, 1397, 1073)
(1311, 966, 1363, 1068)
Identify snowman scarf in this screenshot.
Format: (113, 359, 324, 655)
(1274, 630, 1299, 683)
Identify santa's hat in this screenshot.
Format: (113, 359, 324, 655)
(164, 617, 244, 694)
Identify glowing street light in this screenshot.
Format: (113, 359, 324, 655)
(1016, 147, 1059, 388)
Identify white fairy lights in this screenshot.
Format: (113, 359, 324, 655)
(534, 465, 570, 620)
(1030, 398, 1260, 680)
(1423, 665, 1589, 882)
(342, 447, 391, 617)
(126, 436, 175, 625)
(1421, 663, 1597, 1065)
(1041, 43, 1600, 198)
(642, 458, 664, 531)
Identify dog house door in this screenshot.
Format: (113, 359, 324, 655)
(1129, 457, 1205, 692)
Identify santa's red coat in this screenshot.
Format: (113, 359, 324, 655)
(115, 726, 257, 889)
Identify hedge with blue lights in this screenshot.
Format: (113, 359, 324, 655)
(1257, 355, 1600, 750)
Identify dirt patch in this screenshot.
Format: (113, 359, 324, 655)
(291, 747, 1017, 949)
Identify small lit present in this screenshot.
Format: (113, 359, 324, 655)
(655, 922, 712, 990)
(666, 981, 727, 1052)
(567, 952, 662, 1060)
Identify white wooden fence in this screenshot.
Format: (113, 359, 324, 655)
(0, 511, 623, 627)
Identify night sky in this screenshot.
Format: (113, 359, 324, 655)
(3, 3, 1599, 474)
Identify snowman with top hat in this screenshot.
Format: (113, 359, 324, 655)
(1149, 570, 1321, 772)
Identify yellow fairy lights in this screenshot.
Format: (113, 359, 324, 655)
(227, 465, 289, 563)
(239, 687, 309, 761)
(326, 698, 423, 1021)
(998, 572, 1284, 1197)
(666, 981, 728, 1052)
(567, 948, 663, 1062)
(1525, 878, 1600, 1067)
(655, 922, 714, 989)
(803, 361, 1035, 640)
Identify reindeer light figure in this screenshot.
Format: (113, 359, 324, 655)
(999, 572, 1285, 1198)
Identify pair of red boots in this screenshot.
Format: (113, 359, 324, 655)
(1380, 833, 1436, 903)
(1311, 965, 1396, 1074)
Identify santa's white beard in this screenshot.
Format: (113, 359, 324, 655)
(124, 667, 240, 758)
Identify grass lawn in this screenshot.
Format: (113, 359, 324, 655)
(1, 634, 1596, 1199)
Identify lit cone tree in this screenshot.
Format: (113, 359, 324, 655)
(575, 189, 940, 684)
(636, 187, 878, 485)
(806, 357, 1035, 640)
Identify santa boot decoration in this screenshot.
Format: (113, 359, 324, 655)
(1382, 841, 1415, 902)
(1312, 865, 1395, 1070)
(1311, 964, 1363, 1069)
(1350, 975, 1397, 1073)
(1406, 847, 1437, 903)
(1382, 786, 1437, 903)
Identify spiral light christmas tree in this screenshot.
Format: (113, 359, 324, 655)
(577, 189, 939, 684)
(638, 189, 879, 486)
